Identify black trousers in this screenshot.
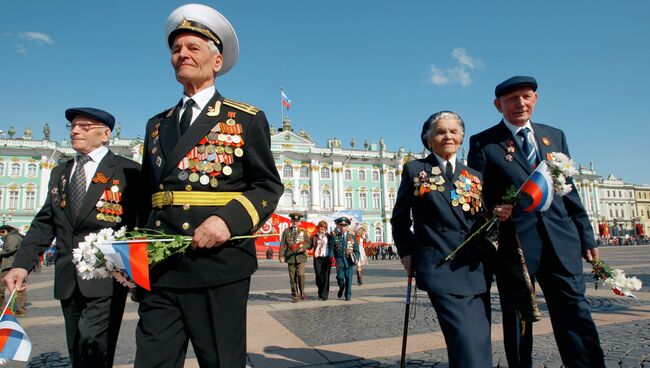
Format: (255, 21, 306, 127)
(60, 283, 127, 368)
(135, 277, 251, 368)
(500, 243, 605, 368)
(313, 257, 331, 300)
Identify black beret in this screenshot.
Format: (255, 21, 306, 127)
(289, 212, 303, 221)
(495, 76, 537, 98)
(65, 107, 115, 131)
(334, 217, 351, 226)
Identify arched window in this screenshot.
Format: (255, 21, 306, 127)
(388, 192, 396, 208)
(0, 163, 5, 176)
(300, 190, 310, 208)
(344, 169, 352, 181)
(26, 164, 38, 177)
(281, 189, 294, 208)
(387, 171, 395, 182)
(359, 192, 367, 209)
(320, 167, 330, 179)
(374, 226, 383, 242)
(373, 192, 381, 209)
(8, 190, 19, 210)
(283, 165, 294, 178)
(345, 192, 353, 209)
(10, 163, 20, 177)
(299, 166, 309, 178)
(321, 190, 331, 210)
(358, 170, 366, 181)
(24, 190, 36, 210)
(372, 170, 380, 181)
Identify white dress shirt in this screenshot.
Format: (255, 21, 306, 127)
(179, 85, 216, 127)
(71, 146, 109, 190)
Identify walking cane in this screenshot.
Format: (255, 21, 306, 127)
(400, 274, 413, 368)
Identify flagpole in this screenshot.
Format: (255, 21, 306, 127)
(1, 289, 16, 318)
(280, 87, 285, 126)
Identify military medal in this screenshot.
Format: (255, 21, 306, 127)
(505, 154, 513, 161)
(199, 174, 210, 185)
(462, 203, 470, 212)
(541, 137, 551, 146)
(210, 177, 219, 188)
(178, 171, 189, 181)
(234, 147, 243, 157)
(226, 118, 236, 126)
(111, 185, 119, 193)
(97, 213, 105, 221)
(431, 167, 442, 175)
(189, 172, 199, 182)
(222, 165, 232, 176)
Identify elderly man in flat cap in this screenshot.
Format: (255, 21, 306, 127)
(3, 107, 141, 368)
(279, 212, 312, 303)
(468, 76, 605, 368)
(328, 217, 360, 301)
(136, 4, 282, 367)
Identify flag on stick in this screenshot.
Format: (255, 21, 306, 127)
(0, 290, 31, 363)
(96, 241, 151, 290)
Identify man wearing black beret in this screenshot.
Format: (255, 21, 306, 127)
(3, 107, 141, 368)
(468, 76, 605, 368)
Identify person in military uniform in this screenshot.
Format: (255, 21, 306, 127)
(328, 217, 360, 301)
(3, 107, 140, 368)
(136, 4, 282, 367)
(279, 212, 312, 303)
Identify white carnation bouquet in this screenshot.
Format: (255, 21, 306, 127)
(546, 152, 578, 196)
(590, 259, 643, 298)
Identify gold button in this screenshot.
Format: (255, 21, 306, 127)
(182, 222, 190, 230)
(185, 185, 192, 191)
(155, 220, 161, 227)
(182, 204, 190, 210)
(159, 184, 164, 190)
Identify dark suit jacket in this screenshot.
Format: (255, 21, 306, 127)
(13, 150, 141, 299)
(140, 90, 283, 288)
(391, 154, 489, 296)
(468, 121, 595, 275)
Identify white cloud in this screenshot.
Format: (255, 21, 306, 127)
(429, 47, 484, 86)
(20, 32, 55, 45)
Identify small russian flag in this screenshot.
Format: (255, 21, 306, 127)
(281, 90, 291, 110)
(0, 294, 32, 362)
(96, 241, 151, 290)
(520, 161, 554, 212)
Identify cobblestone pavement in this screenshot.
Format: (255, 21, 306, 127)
(7, 245, 650, 367)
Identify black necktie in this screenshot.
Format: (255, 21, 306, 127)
(517, 127, 538, 168)
(179, 99, 195, 136)
(445, 162, 454, 181)
(69, 155, 91, 219)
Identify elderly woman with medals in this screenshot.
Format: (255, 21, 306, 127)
(391, 111, 506, 368)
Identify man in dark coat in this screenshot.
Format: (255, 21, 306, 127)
(468, 76, 605, 368)
(135, 4, 282, 367)
(2, 107, 140, 368)
(0, 225, 27, 315)
(328, 217, 360, 301)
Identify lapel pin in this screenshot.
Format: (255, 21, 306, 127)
(541, 137, 551, 146)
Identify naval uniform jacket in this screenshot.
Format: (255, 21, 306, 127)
(468, 121, 596, 275)
(12, 150, 141, 299)
(391, 154, 489, 296)
(327, 230, 360, 269)
(140, 90, 283, 288)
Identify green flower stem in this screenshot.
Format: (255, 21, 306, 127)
(229, 233, 279, 241)
(444, 217, 497, 262)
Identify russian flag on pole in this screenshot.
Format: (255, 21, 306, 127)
(0, 297, 31, 362)
(96, 241, 151, 290)
(520, 161, 555, 212)
(281, 90, 291, 110)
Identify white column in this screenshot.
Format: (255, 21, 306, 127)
(39, 155, 52, 206)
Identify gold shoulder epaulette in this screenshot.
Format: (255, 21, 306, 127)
(150, 107, 175, 120)
(223, 98, 260, 116)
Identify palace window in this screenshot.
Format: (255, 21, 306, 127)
(283, 165, 294, 178)
(345, 192, 353, 209)
(387, 171, 395, 182)
(25, 190, 36, 210)
(10, 163, 20, 177)
(374, 227, 383, 242)
(344, 169, 352, 181)
(299, 166, 309, 178)
(359, 192, 367, 210)
(388, 192, 396, 208)
(320, 167, 330, 179)
(0, 163, 4, 176)
(358, 170, 366, 181)
(7, 190, 19, 210)
(26, 164, 38, 177)
(321, 190, 332, 210)
(300, 190, 310, 208)
(281, 189, 293, 208)
(373, 192, 381, 209)
(372, 170, 380, 181)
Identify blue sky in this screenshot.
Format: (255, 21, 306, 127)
(2, 1, 649, 184)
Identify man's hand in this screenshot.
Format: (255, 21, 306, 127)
(2, 268, 28, 292)
(400, 255, 414, 277)
(584, 247, 599, 262)
(493, 204, 513, 222)
(191, 215, 231, 249)
(279, 256, 285, 263)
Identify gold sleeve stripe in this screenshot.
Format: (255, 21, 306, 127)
(223, 99, 260, 115)
(233, 195, 259, 228)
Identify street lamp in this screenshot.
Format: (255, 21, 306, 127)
(1, 213, 12, 225)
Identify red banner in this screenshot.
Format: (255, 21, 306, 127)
(254, 214, 318, 258)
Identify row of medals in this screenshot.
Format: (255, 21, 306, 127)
(96, 185, 123, 223)
(178, 119, 244, 188)
(451, 175, 482, 214)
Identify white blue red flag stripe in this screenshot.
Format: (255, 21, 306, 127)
(0, 294, 31, 362)
(520, 161, 554, 212)
(281, 90, 291, 110)
(96, 241, 151, 290)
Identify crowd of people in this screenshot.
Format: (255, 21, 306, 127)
(0, 3, 624, 368)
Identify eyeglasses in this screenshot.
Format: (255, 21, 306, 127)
(66, 122, 106, 132)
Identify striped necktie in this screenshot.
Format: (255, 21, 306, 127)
(69, 154, 91, 219)
(517, 127, 538, 168)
